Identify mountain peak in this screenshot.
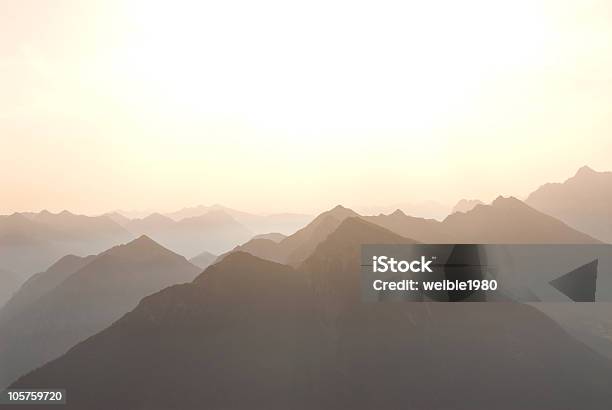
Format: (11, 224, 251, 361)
(491, 196, 524, 207)
(194, 251, 293, 284)
(108, 235, 167, 255)
(324, 205, 358, 219)
(575, 165, 596, 177)
(390, 209, 406, 217)
(132, 234, 157, 245)
(329, 217, 415, 243)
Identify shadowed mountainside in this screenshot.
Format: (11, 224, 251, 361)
(0, 269, 22, 309)
(222, 198, 598, 267)
(0, 254, 95, 321)
(526, 166, 612, 243)
(0, 236, 200, 390)
(442, 196, 600, 244)
(364, 209, 458, 243)
(216, 205, 359, 267)
(9, 218, 612, 409)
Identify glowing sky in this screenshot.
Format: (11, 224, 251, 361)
(2, 0, 611, 215)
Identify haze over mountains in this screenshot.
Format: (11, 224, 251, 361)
(2, 166, 605, 278)
(164, 204, 312, 235)
(0, 269, 22, 308)
(0, 235, 200, 390)
(356, 200, 450, 220)
(0, 211, 133, 276)
(219, 196, 599, 268)
(125, 210, 252, 256)
(0, 206, 310, 277)
(0, 254, 96, 321)
(189, 250, 218, 270)
(451, 198, 484, 214)
(2, 165, 611, 406)
(216, 205, 361, 267)
(10, 218, 612, 409)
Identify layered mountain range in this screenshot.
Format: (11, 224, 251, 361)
(8, 218, 612, 409)
(1, 166, 611, 408)
(0, 211, 133, 276)
(218, 196, 599, 268)
(0, 206, 310, 277)
(164, 204, 312, 235)
(526, 166, 612, 243)
(124, 210, 252, 256)
(0, 236, 200, 390)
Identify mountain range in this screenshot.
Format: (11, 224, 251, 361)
(216, 205, 360, 267)
(0, 235, 200, 390)
(164, 204, 312, 235)
(526, 166, 612, 243)
(356, 200, 450, 220)
(124, 210, 252, 256)
(220, 197, 599, 268)
(0, 211, 133, 276)
(2, 165, 611, 406)
(9, 218, 612, 409)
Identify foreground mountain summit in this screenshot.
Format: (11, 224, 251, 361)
(10, 219, 612, 409)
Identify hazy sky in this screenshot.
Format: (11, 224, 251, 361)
(1, 0, 611, 215)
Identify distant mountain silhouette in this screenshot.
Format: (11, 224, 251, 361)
(252, 232, 286, 242)
(0, 268, 22, 309)
(10, 219, 612, 409)
(0, 254, 95, 322)
(364, 209, 458, 243)
(0, 211, 133, 275)
(125, 212, 175, 234)
(220, 200, 597, 267)
(220, 205, 359, 267)
(189, 250, 217, 270)
(0, 213, 75, 250)
(125, 210, 252, 256)
(356, 200, 449, 220)
(526, 166, 612, 243)
(0, 235, 200, 389)
(23, 210, 130, 239)
(441, 196, 600, 243)
(165, 204, 312, 236)
(101, 212, 131, 227)
(360, 197, 597, 244)
(217, 238, 285, 264)
(451, 198, 484, 214)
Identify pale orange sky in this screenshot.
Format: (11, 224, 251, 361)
(1, 0, 612, 215)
